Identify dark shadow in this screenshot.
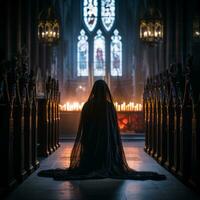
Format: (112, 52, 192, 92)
(77, 179, 126, 200)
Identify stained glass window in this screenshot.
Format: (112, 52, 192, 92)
(111, 29, 122, 76)
(78, 0, 121, 77)
(94, 30, 106, 76)
(83, 0, 98, 32)
(77, 30, 89, 76)
(101, 0, 115, 31)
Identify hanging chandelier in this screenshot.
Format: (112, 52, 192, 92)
(193, 16, 200, 41)
(140, 7, 163, 44)
(37, 6, 60, 45)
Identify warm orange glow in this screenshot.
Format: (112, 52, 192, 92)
(59, 102, 85, 111)
(60, 101, 143, 112)
(114, 102, 142, 112)
(122, 118, 128, 124)
(118, 124, 125, 129)
(118, 116, 129, 131)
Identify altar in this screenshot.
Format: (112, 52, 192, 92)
(59, 102, 144, 139)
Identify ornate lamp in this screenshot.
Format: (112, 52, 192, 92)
(193, 16, 200, 41)
(140, 7, 163, 44)
(37, 6, 60, 45)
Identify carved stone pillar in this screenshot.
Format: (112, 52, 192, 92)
(47, 77, 53, 154)
(151, 88, 157, 157)
(29, 72, 39, 169)
(0, 67, 16, 190)
(158, 74, 164, 164)
(155, 75, 161, 160)
(150, 85, 155, 156)
(143, 83, 148, 152)
(24, 81, 34, 174)
(13, 76, 27, 181)
(37, 97, 49, 157)
(161, 71, 168, 165)
(147, 79, 153, 154)
(179, 59, 193, 180)
(56, 80, 60, 148)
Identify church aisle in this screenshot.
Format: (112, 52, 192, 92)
(5, 141, 200, 200)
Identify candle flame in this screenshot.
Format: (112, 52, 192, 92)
(60, 101, 142, 112)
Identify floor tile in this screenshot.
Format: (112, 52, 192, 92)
(5, 140, 200, 200)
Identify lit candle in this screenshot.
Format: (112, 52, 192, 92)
(60, 101, 142, 112)
(148, 31, 151, 36)
(195, 31, 200, 36)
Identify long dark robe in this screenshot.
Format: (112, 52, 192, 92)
(38, 99, 166, 181)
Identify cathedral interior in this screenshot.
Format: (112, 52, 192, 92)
(1, 0, 200, 199)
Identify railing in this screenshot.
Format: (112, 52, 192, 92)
(0, 58, 60, 193)
(37, 77, 60, 157)
(143, 57, 200, 189)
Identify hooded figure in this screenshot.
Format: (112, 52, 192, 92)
(38, 80, 166, 181)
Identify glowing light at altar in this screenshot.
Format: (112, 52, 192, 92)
(60, 102, 85, 111)
(114, 102, 142, 112)
(60, 102, 142, 112)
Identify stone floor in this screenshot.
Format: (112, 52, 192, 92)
(5, 140, 200, 200)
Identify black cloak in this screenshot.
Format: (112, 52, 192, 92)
(38, 80, 166, 181)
